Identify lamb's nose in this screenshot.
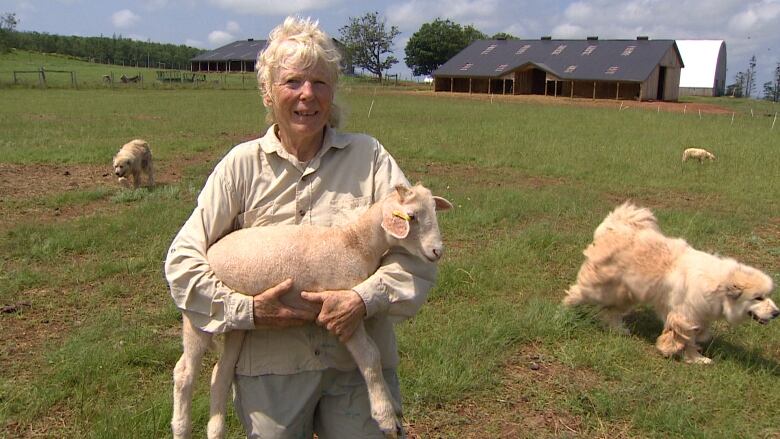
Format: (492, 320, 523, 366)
(772, 310, 780, 319)
(432, 247, 443, 259)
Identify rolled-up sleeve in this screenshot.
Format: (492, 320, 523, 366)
(164, 161, 255, 334)
(352, 140, 439, 322)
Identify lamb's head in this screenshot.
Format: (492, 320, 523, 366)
(380, 184, 453, 262)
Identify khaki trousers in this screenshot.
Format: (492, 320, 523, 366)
(234, 368, 402, 439)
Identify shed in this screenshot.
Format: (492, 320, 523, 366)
(433, 37, 683, 101)
(189, 38, 353, 74)
(676, 40, 726, 97)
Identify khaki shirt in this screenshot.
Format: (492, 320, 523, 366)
(165, 125, 437, 375)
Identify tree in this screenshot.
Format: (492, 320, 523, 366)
(0, 12, 18, 52)
(339, 12, 400, 82)
(763, 62, 780, 102)
(491, 32, 517, 40)
(744, 55, 757, 98)
(404, 19, 487, 77)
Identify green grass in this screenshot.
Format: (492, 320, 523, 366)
(0, 57, 778, 438)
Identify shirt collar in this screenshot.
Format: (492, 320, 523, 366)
(259, 124, 350, 157)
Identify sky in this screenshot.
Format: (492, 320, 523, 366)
(3, 0, 780, 94)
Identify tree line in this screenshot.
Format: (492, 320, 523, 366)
(727, 55, 780, 102)
(0, 12, 202, 69)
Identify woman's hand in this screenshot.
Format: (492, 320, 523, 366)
(300, 289, 366, 343)
(253, 278, 317, 328)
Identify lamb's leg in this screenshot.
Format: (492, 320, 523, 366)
(343, 323, 401, 439)
(207, 330, 245, 439)
(172, 315, 212, 439)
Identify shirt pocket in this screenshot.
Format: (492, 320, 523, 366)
(324, 195, 372, 227)
(237, 201, 275, 228)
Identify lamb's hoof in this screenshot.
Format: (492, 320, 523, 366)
(382, 421, 403, 439)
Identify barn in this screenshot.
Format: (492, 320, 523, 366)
(676, 40, 727, 97)
(433, 37, 683, 101)
(189, 38, 353, 74)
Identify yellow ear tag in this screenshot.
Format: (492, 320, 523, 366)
(392, 210, 411, 221)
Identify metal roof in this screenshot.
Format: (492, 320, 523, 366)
(190, 39, 267, 62)
(676, 40, 725, 88)
(433, 39, 682, 83)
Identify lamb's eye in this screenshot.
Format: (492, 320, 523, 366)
(755, 297, 765, 301)
(407, 213, 416, 221)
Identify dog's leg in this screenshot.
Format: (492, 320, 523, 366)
(682, 344, 712, 364)
(207, 330, 245, 439)
(146, 161, 155, 187)
(599, 307, 630, 334)
(695, 327, 712, 344)
(172, 315, 212, 439)
(344, 323, 401, 439)
(132, 170, 141, 188)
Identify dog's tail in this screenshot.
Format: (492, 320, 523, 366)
(594, 202, 658, 239)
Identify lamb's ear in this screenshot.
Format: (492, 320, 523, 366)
(434, 196, 453, 211)
(394, 184, 412, 202)
(382, 210, 410, 239)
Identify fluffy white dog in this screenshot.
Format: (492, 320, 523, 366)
(563, 202, 778, 364)
(682, 147, 716, 163)
(113, 139, 154, 188)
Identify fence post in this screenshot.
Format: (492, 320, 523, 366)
(39, 67, 46, 88)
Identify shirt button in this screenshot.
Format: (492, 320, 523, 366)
(314, 349, 320, 356)
(299, 210, 306, 217)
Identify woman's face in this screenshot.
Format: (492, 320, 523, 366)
(266, 61, 334, 143)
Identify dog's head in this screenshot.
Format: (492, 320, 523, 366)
(720, 265, 777, 325)
(113, 151, 133, 177)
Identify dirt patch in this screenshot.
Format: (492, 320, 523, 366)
(408, 162, 566, 189)
(405, 90, 734, 115)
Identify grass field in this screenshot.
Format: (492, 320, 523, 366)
(1, 53, 779, 438)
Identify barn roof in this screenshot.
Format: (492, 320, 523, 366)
(676, 40, 725, 88)
(190, 39, 268, 62)
(433, 38, 682, 83)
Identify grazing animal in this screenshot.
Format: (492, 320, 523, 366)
(563, 202, 777, 364)
(682, 147, 716, 163)
(113, 139, 154, 188)
(171, 184, 453, 439)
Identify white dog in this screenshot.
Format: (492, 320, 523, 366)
(113, 139, 154, 188)
(682, 147, 716, 163)
(563, 202, 778, 364)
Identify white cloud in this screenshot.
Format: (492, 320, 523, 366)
(208, 30, 234, 47)
(208, 0, 337, 15)
(112, 9, 140, 29)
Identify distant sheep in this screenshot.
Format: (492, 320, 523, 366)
(171, 184, 453, 439)
(113, 139, 154, 188)
(682, 147, 716, 163)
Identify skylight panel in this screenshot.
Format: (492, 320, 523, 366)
(582, 45, 597, 55)
(565, 65, 577, 73)
(515, 44, 531, 55)
(552, 44, 567, 55)
(460, 63, 474, 71)
(621, 45, 636, 56)
(481, 44, 497, 55)
(605, 66, 619, 74)
(496, 64, 509, 72)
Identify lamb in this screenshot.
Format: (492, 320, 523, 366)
(682, 147, 716, 163)
(171, 184, 453, 439)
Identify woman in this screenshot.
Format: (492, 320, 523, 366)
(165, 16, 437, 438)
